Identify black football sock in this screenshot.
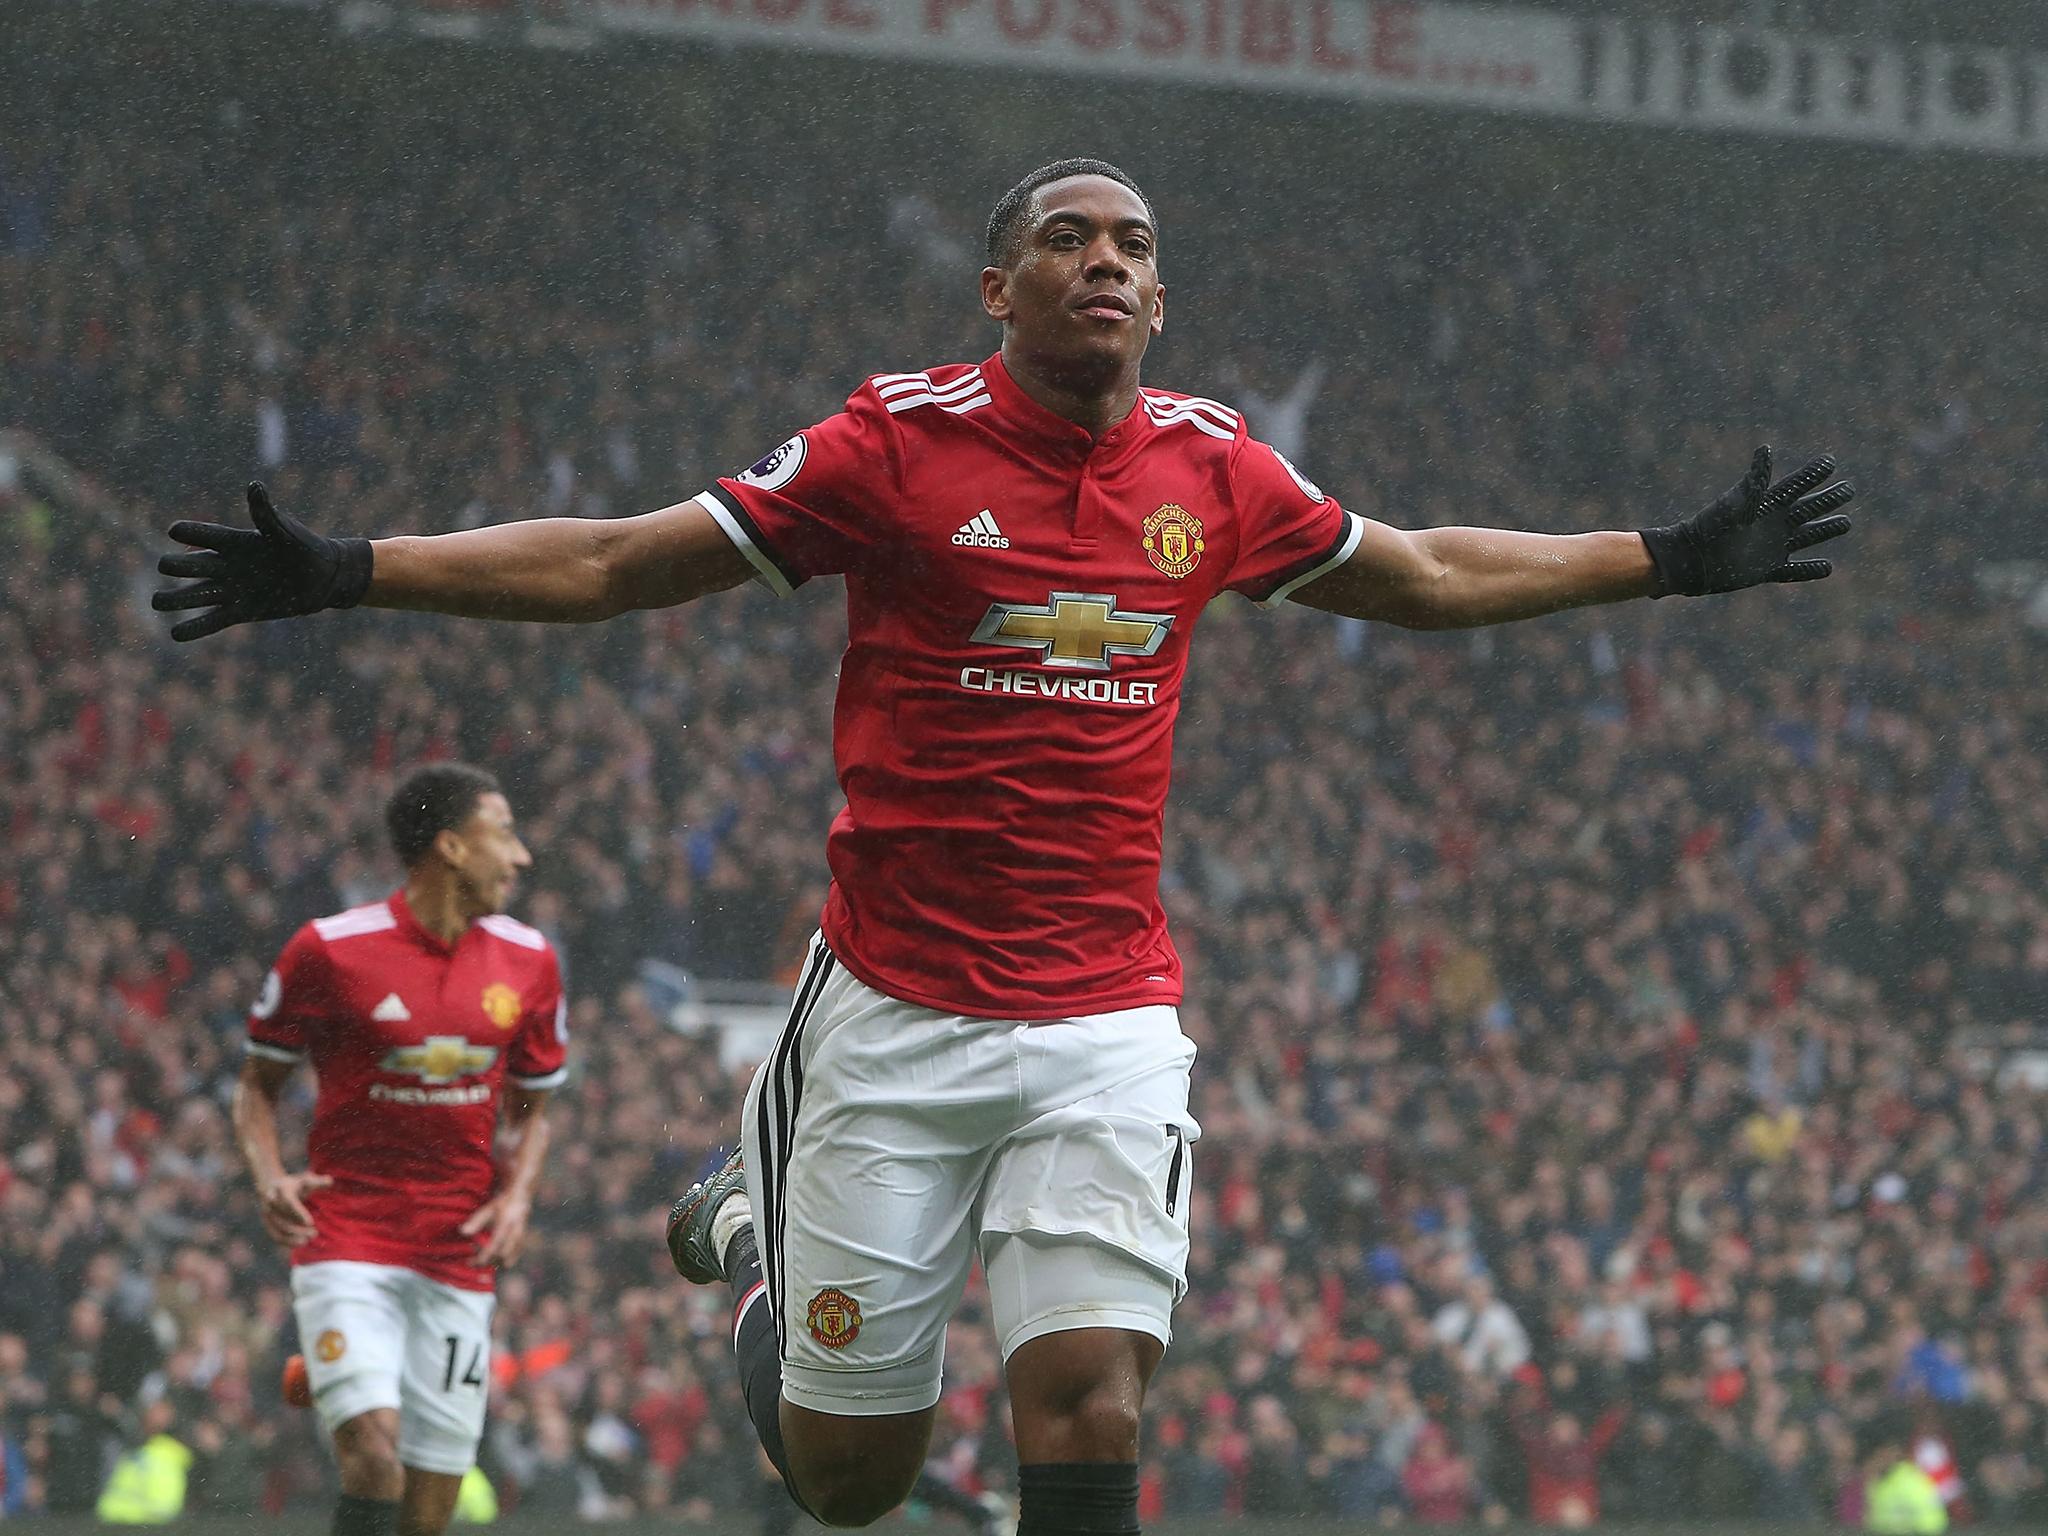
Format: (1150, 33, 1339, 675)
(913, 1469, 994, 1525)
(1018, 1462, 1140, 1535)
(727, 1228, 809, 1513)
(331, 1492, 399, 1536)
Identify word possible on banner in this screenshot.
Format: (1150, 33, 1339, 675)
(593, 0, 1577, 105)
(341, 0, 2048, 159)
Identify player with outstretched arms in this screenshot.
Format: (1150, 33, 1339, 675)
(163, 160, 1854, 1536)
(236, 763, 566, 1536)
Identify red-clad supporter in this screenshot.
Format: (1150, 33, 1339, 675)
(1402, 1423, 1476, 1525)
(1511, 1388, 1628, 1527)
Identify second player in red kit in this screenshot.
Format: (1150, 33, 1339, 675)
(248, 874, 566, 1284)
(237, 764, 565, 1536)
(160, 157, 1856, 1536)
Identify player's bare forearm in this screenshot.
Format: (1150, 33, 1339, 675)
(368, 499, 754, 622)
(1293, 522, 1659, 629)
(498, 1088, 553, 1202)
(1403, 526, 1660, 626)
(233, 1057, 293, 1187)
(466, 1089, 552, 1266)
(236, 1056, 332, 1245)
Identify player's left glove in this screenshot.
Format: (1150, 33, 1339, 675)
(153, 482, 372, 641)
(1639, 446, 1854, 597)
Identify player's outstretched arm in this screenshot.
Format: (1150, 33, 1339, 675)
(154, 483, 754, 641)
(1290, 447, 1853, 628)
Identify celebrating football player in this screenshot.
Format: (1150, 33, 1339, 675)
(167, 159, 1852, 1536)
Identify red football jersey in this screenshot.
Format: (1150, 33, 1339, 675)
(698, 353, 1362, 1018)
(246, 891, 568, 1291)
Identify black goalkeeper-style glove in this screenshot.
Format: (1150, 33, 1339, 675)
(153, 483, 373, 642)
(1639, 446, 1855, 597)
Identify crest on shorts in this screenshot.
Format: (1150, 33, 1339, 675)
(806, 1288, 863, 1350)
(315, 1329, 347, 1363)
(481, 983, 522, 1030)
(1142, 504, 1205, 579)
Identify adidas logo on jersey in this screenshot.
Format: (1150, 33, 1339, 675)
(371, 993, 412, 1023)
(952, 510, 1010, 549)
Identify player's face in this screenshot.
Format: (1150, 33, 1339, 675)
(981, 175, 1164, 385)
(447, 792, 531, 915)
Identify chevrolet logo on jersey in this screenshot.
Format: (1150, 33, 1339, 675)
(380, 1037, 499, 1085)
(971, 593, 1174, 673)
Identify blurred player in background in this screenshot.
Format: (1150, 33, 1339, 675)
(162, 158, 1852, 1536)
(236, 763, 567, 1536)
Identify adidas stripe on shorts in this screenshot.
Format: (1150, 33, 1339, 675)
(739, 932, 1200, 1416)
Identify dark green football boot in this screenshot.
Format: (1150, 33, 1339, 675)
(665, 1148, 747, 1284)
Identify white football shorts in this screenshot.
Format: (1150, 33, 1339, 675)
(289, 1260, 495, 1475)
(740, 933, 1200, 1417)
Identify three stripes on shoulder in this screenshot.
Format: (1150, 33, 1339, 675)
(874, 369, 991, 416)
(870, 370, 1241, 443)
(1140, 389, 1239, 441)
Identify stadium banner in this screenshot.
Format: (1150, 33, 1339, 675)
(591, 0, 1574, 113)
(329, 0, 2048, 158)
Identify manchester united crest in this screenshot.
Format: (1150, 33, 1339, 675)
(1142, 504, 1205, 579)
(315, 1329, 347, 1363)
(481, 983, 522, 1030)
(806, 1288, 863, 1350)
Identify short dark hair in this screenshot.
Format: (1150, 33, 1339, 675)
(386, 762, 501, 868)
(985, 157, 1155, 269)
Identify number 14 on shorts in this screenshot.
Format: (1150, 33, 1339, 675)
(442, 1335, 485, 1392)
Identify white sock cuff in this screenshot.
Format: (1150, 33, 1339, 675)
(711, 1193, 755, 1271)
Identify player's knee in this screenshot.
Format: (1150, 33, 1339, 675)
(333, 1412, 405, 1495)
(1018, 1376, 1143, 1462)
(338, 1441, 404, 1485)
(338, 1420, 401, 1465)
(798, 1465, 917, 1529)
(1008, 1326, 1160, 1463)
(1058, 1384, 1143, 1459)
(783, 1401, 930, 1527)
(788, 1439, 922, 1529)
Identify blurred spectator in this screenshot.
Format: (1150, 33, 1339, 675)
(94, 1398, 191, 1525)
(1864, 1434, 1950, 1535)
(1240, 1394, 1308, 1517)
(38, 1366, 119, 1514)
(1511, 1383, 1627, 1527)
(1402, 1422, 1478, 1524)
(0, 1421, 30, 1518)
(1433, 1276, 1532, 1382)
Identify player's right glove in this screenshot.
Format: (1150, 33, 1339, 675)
(153, 482, 373, 641)
(1639, 446, 1855, 597)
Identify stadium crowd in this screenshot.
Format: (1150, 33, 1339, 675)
(5, 7, 2048, 1526)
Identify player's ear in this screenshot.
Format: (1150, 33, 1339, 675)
(1150, 281, 1165, 338)
(981, 265, 1013, 324)
(431, 826, 467, 869)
